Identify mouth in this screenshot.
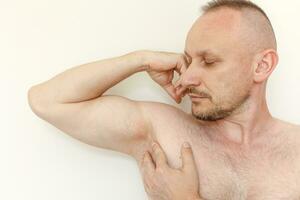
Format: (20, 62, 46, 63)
(188, 93, 209, 98)
(190, 96, 208, 101)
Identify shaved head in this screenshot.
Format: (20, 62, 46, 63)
(240, 8, 277, 52)
(182, 1, 278, 121)
(201, 0, 277, 54)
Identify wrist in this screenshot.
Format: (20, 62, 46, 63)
(127, 50, 150, 72)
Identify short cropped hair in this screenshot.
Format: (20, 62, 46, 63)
(202, 0, 270, 21)
(200, 0, 277, 49)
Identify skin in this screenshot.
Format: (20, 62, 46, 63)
(28, 6, 300, 200)
(140, 7, 300, 199)
(140, 141, 201, 200)
(175, 7, 279, 147)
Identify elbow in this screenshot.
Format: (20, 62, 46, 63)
(27, 86, 47, 116)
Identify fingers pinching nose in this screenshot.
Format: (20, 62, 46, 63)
(176, 86, 188, 98)
(175, 79, 181, 88)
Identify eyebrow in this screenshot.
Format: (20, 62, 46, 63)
(184, 50, 218, 58)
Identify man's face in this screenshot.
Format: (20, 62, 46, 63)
(182, 9, 254, 121)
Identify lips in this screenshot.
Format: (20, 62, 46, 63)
(188, 93, 208, 98)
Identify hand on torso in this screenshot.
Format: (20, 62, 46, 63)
(137, 104, 300, 200)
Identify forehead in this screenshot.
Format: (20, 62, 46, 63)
(185, 8, 244, 56)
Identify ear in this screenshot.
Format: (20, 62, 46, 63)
(253, 49, 279, 83)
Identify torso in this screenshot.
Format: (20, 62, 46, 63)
(136, 102, 300, 200)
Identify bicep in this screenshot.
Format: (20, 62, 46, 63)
(31, 94, 151, 156)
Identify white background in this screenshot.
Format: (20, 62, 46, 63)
(1, 0, 299, 199)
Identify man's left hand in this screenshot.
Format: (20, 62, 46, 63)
(140, 141, 202, 200)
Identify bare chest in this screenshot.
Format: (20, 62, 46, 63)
(151, 122, 300, 200)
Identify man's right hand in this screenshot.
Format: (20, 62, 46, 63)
(141, 50, 190, 104)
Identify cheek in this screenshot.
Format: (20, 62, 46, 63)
(221, 62, 252, 86)
(211, 70, 250, 101)
(206, 61, 253, 100)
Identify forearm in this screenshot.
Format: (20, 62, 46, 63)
(30, 50, 148, 104)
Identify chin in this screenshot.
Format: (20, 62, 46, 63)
(191, 104, 231, 121)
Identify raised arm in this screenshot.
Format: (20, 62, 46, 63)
(27, 50, 188, 160)
(28, 51, 152, 156)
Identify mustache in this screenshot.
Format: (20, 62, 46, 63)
(188, 88, 210, 98)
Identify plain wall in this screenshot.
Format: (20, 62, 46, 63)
(1, 0, 299, 199)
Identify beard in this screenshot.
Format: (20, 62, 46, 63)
(191, 88, 251, 121)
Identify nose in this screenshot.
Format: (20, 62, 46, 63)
(178, 64, 202, 89)
(174, 65, 203, 97)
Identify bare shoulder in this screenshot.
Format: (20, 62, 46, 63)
(139, 101, 210, 135)
(278, 119, 300, 171)
(139, 101, 189, 121)
(139, 101, 205, 135)
(133, 101, 190, 161)
(273, 117, 300, 155)
(275, 117, 300, 136)
(138, 101, 195, 136)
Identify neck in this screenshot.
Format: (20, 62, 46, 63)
(199, 93, 275, 148)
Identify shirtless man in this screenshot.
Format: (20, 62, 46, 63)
(27, 0, 300, 199)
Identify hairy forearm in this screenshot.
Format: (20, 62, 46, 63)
(29, 50, 148, 104)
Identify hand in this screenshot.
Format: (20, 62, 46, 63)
(142, 50, 190, 104)
(140, 141, 202, 200)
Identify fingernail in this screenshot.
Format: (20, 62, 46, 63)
(152, 142, 157, 150)
(143, 151, 148, 159)
(183, 142, 190, 148)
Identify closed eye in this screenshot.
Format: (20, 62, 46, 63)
(203, 60, 215, 66)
